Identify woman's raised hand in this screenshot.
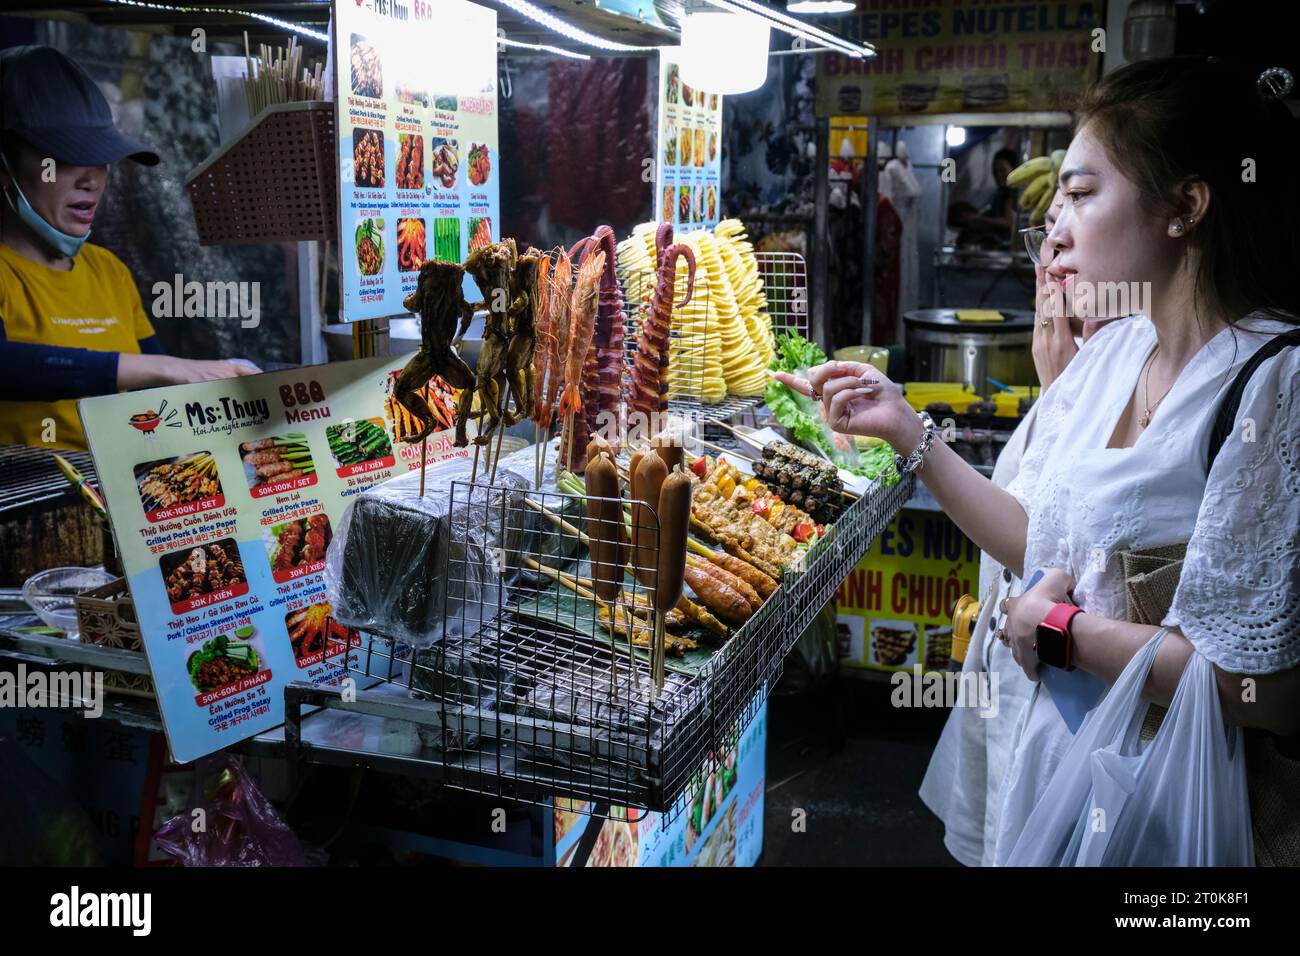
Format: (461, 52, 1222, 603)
(773, 360, 920, 452)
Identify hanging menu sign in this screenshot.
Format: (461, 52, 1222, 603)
(655, 49, 723, 230)
(79, 359, 467, 762)
(336, 0, 500, 320)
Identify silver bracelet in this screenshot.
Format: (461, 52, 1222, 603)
(895, 411, 938, 474)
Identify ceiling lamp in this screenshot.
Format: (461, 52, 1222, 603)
(786, 1, 856, 14)
(704, 0, 873, 58)
(680, 6, 771, 95)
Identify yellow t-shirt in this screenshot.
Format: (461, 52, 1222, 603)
(0, 242, 156, 450)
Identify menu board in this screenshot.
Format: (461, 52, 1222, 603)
(336, 0, 500, 320)
(79, 359, 467, 762)
(655, 49, 724, 230)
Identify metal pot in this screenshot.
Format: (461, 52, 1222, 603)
(904, 309, 1036, 394)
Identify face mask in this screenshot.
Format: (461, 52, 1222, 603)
(0, 153, 89, 259)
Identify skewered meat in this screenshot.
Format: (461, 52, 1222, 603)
(531, 255, 555, 428)
(541, 252, 573, 432)
(629, 235, 696, 423)
(394, 261, 479, 445)
(461, 241, 517, 447)
(569, 225, 628, 429)
(501, 249, 540, 426)
(557, 250, 604, 472)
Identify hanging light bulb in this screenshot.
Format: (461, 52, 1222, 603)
(679, 5, 771, 95)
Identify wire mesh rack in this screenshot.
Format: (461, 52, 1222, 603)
(299, 449, 912, 823)
(0, 445, 98, 515)
(616, 245, 808, 432)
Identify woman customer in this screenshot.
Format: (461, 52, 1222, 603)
(780, 57, 1300, 864)
(917, 192, 1126, 865)
(0, 45, 257, 451)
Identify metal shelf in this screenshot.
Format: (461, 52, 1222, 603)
(281, 465, 914, 820)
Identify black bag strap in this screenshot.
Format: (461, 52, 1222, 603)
(1206, 327, 1300, 472)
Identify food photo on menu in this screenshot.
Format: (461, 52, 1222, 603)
(349, 33, 382, 97)
(263, 513, 332, 582)
(133, 450, 224, 519)
(397, 218, 426, 273)
(353, 128, 385, 188)
(395, 133, 423, 190)
(239, 434, 318, 495)
(354, 218, 385, 276)
(285, 601, 358, 665)
(159, 538, 248, 614)
(324, 417, 394, 474)
(187, 626, 269, 695)
(429, 137, 459, 189)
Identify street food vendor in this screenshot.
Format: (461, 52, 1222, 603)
(0, 45, 257, 451)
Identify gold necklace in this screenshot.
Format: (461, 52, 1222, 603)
(1138, 344, 1175, 428)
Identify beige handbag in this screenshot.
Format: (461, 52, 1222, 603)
(1119, 542, 1299, 866)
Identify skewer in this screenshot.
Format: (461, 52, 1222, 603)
(533, 423, 542, 489)
(708, 423, 859, 499)
(487, 394, 508, 485)
(695, 438, 756, 464)
(418, 436, 427, 497)
(710, 420, 765, 449)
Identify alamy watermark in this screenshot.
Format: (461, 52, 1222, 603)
(1047, 279, 1153, 320)
(0, 664, 103, 718)
(890, 665, 1000, 718)
(151, 274, 261, 329)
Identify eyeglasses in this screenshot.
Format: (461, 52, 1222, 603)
(1021, 225, 1051, 266)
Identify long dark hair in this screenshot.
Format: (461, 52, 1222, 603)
(1075, 57, 1300, 328)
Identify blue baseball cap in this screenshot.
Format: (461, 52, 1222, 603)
(0, 45, 159, 166)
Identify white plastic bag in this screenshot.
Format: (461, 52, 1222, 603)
(1005, 627, 1254, 866)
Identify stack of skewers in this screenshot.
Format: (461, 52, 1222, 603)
(242, 32, 325, 117)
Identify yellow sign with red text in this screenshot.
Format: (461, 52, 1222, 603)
(835, 508, 978, 672)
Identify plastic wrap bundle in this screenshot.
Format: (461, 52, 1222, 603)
(324, 456, 531, 647)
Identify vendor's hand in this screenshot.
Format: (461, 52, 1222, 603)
(167, 357, 261, 384)
(1003, 568, 1076, 682)
(117, 354, 261, 391)
(1032, 266, 1078, 392)
(774, 361, 919, 452)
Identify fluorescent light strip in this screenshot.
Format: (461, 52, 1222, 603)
(703, 0, 874, 58)
(492, 0, 659, 52)
(102, 0, 328, 42)
(499, 36, 591, 60)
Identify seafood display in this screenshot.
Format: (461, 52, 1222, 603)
(134, 451, 222, 513)
(393, 260, 477, 443)
(353, 129, 384, 188)
(537, 250, 573, 432)
(556, 248, 603, 471)
(162, 540, 246, 606)
(349, 34, 382, 98)
(569, 226, 629, 438)
(240, 434, 315, 488)
(395, 133, 423, 189)
(628, 223, 696, 424)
